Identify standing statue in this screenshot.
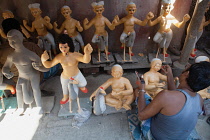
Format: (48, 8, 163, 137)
(113, 2, 154, 61)
(54, 5, 84, 52)
(190, 2, 210, 58)
(41, 34, 93, 113)
(23, 3, 56, 60)
(2, 29, 49, 114)
(148, 0, 190, 59)
(90, 64, 134, 113)
(0, 10, 31, 39)
(143, 58, 167, 98)
(83, 1, 115, 61)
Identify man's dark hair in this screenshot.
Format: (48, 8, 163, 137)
(187, 61, 210, 92)
(2, 18, 21, 35)
(57, 34, 74, 52)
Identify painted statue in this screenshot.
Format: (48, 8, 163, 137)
(113, 2, 154, 61)
(54, 5, 84, 52)
(190, 2, 210, 58)
(83, 1, 115, 61)
(2, 29, 49, 114)
(41, 34, 93, 113)
(23, 3, 57, 59)
(0, 10, 31, 39)
(143, 58, 167, 98)
(90, 64, 134, 114)
(148, 0, 190, 59)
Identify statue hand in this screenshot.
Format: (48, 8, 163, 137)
(183, 14, 190, 22)
(41, 51, 49, 62)
(44, 16, 51, 23)
(114, 15, 119, 22)
(53, 22, 58, 28)
(3, 72, 14, 79)
(147, 12, 154, 20)
(32, 62, 42, 70)
(83, 18, 89, 25)
(84, 43, 93, 54)
(23, 20, 27, 26)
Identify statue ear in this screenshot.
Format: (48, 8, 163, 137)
(69, 9, 72, 14)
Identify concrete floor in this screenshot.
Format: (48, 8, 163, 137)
(0, 70, 210, 140)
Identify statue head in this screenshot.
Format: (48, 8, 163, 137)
(161, 0, 175, 14)
(2, 10, 14, 19)
(126, 2, 137, 16)
(7, 29, 24, 48)
(91, 1, 104, 16)
(195, 56, 209, 63)
(28, 3, 42, 18)
(111, 64, 123, 79)
(61, 5, 72, 19)
(58, 34, 74, 53)
(150, 58, 162, 72)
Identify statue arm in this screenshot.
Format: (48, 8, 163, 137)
(173, 14, 190, 28)
(41, 51, 59, 68)
(76, 44, 93, 63)
(135, 18, 148, 26)
(83, 18, 94, 30)
(105, 18, 115, 30)
(44, 16, 53, 30)
(76, 21, 83, 32)
(20, 25, 31, 39)
(120, 79, 133, 96)
(54, 22, 65, 34)
(24, 22, 35, 32)
(0, 29, 7, 39)
(148, 16, 161, 26)
(203, 20, 210, 27)
(31, 54, 50, 72)
(2, 55, 14, 79)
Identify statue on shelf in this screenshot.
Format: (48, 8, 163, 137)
(0, 10, 31, 39)
(83, 1, 115, 61)
(143, 58, 167, 98)
(148, 0, 190, 60)
(54, 5, 84, 52)
(41, 34, 93, 113)
(2, 29, 49, 114)
(90, 64, 134, 114)
(23, 3, 56, 60)
(113, 2, 154, 61)
(190, 2, 210, 58)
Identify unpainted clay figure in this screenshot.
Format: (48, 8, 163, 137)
(23, 3, 56, 60)
(190, 2, 210, 58)
(41, 34, 93, 113)
(148, 0, 190, 60)
(113, 2, 154, 61)
(143, 58, 167, 98)
(0, 10, 31, 39)
(54, 6, 84, 52)
(2, 29, 49, 114)
(90, 64, 134, 112)
(83, 1, 115, 61)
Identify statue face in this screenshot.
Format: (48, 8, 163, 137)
(61, 8, 71, 18)
(111, 66, 123, 78)
(2, 12, 14, 19)
(59, 43, 70, 54)
(30, 8, 41, 17)
(151, 60, 162, 72)
(162, 3, 172, 15)
(94, 6, 104, 16)
(127, 4, 136, 16)
(205, 2, 210, 12)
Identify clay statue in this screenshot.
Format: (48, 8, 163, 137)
(54, 5, 84, 52)
(143, 58, 167, 98)
(83, 1, 115, 61)
(23, 3, 56, 60)
(90, 64, 134, 113)
(0, 10, 31, 39)
(2, 29, 49, 114)
(113, 2, 154, 61)
(41, 34, 93, 113)
(190, 2, 210, 58)
(148, 0, 190, 60)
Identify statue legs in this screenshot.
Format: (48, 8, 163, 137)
(105, 94, 123, 110)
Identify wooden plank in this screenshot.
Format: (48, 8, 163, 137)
(92, 53, 115, 64)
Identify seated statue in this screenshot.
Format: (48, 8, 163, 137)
(143, 58, 167, 98)
(90, 64, 134, 113)
(2, 29, 49, 114)
(54, 5, 84, 52)
(23, 3, 57, 59)
(41, 34, 93, 113)
(148, 0, 190, 58)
